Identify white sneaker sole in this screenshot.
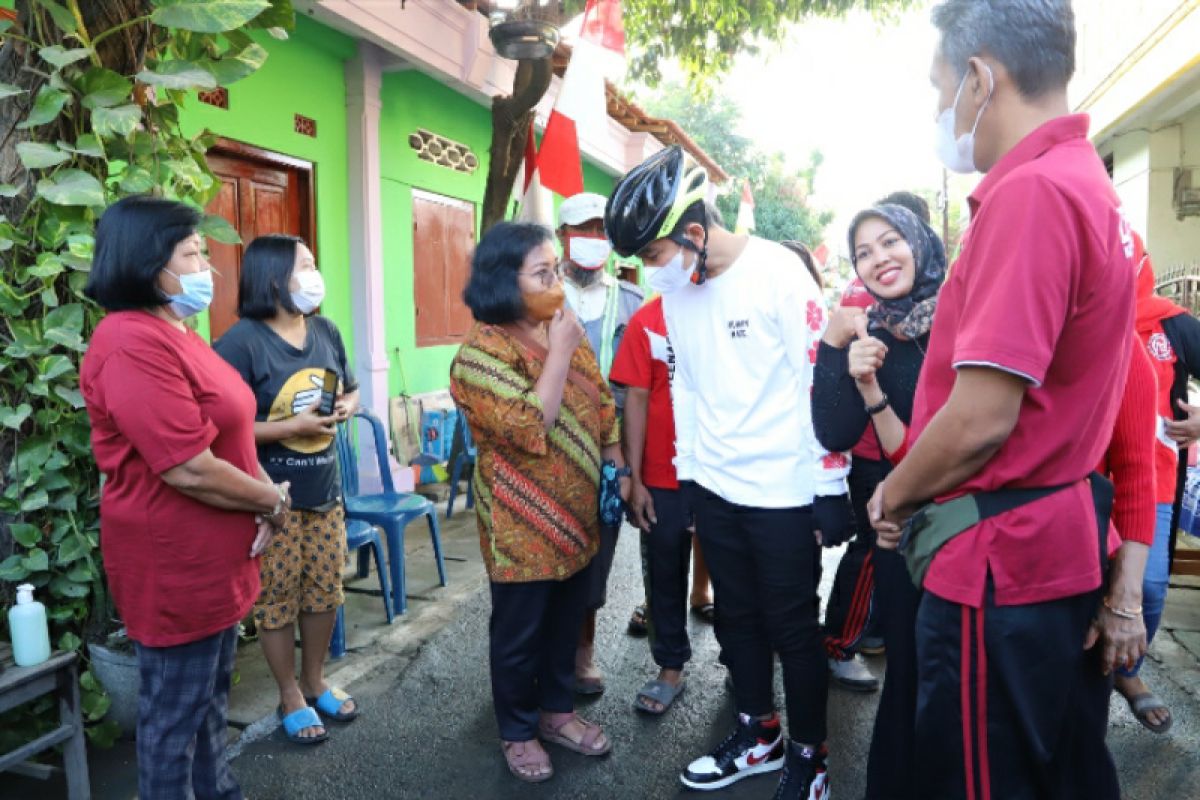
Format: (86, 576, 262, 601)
(679, 757, 785, 791)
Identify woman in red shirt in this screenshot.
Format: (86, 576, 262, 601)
(81, 196, 291, 799)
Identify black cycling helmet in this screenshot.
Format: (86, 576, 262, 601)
(605, 145, 712, 284)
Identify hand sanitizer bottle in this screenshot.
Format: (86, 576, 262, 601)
(8, 583, 51, 667)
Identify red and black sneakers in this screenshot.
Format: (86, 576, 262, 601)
(772, 741, 830, 800)
(680, 712, 785, 790)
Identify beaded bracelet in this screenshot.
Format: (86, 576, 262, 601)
(1102, 598, 1142, 620)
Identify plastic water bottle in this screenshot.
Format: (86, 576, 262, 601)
(8, 583, 51, 667)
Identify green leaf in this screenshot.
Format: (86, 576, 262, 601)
(17, 141, 71, 169)
(45, 303, 85, 334)
(0, 184, 20, 198)
(39, 354, 75, 380)
(198, 214, 241, 244)
(10, 523, 43, 547)
(151, 0, 271, 34)
(34, 0, 78, 34)
(246, 0, 295, 30)
(37, 170, 106, 207)
(80, 68, 133, 110)
(54, 385, 86, 409)
(66, 562, 94, 582)
(39, 45, 94, 69)
(58, 632, 83, 653)
(0, 82, 25, 100)
(137, 60, 218, 91)
(86, 719, 121, 747)
(17, 86, 69, 129)
(0, 554, 29, 581)
(22, 547, 49, 571)
(62, 134, 104, 158)
(57, 533, 90, 564)
(51, 574, 90, 598)
(91, 104, 142, 138)
(82, 686, 112, 720)
(203, 41, 268, 85)
(0, 403, 33, 429)
(118, 166, 155, 193)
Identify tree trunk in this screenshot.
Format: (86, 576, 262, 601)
(480, 56, 553, 232)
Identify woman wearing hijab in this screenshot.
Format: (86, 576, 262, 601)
(1114, 233, 1200, 733)
(812, 203, 945, 799)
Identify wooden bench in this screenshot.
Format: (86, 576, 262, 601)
(0, 649, 91, 799)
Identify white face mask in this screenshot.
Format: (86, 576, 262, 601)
(934, 63, 993, 174)
(647, 245, 696, 294)
(568, 236, 612, 270)
(290, 270, 325, 314)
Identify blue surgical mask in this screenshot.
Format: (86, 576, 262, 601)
(163, 269, 214, 320)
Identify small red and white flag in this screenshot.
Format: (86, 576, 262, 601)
(514, 124, 553, 226)
(812, 242, 830, 266)
(537, 0, 625, 198)
(734, 180, 756, 234)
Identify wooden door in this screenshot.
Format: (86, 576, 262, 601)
(205, 141, 315, 340)
(412, 190, 476, 346)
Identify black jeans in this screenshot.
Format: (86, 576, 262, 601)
(488, 561, 593, 741)
(640, 486, 693, 670)
(915, 586, 1118, 800)
(690, 482, 828, 744)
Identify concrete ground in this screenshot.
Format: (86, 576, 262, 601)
(9, 507, 1200, 800)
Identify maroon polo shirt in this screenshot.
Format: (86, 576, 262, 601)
(910, 114, 1135, 608)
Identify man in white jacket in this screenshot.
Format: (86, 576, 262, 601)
(606, 147, 852, 800)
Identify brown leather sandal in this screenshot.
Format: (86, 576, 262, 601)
(501, 740, 553, 783)
(538, 714, 612, 756)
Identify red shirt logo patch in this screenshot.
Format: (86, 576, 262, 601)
(1148, 332, 1174, 361)
(821, 452, 849, 470)
(806, 300, 824, 332)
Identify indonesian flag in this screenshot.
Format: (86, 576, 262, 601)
(537, 0, 625, 198)
(514, 124, 553, 226)
(734, 180, 756, 234)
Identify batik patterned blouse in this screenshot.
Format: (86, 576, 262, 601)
(450, 323, 619, 583)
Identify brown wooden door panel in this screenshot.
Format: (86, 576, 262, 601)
(204, 143, 314, 340)
(413, 191, 476, 347)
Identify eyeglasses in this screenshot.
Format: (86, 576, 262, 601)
(518, 267, 558, 288)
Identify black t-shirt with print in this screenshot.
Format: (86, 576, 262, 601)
(215, 316, 357, 510)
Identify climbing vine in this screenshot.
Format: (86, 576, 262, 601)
(0, 0, 292, 751)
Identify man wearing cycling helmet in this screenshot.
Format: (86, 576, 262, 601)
(606, 146, 852, 800)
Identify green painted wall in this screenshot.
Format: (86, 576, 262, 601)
(179, 17, 356, 353)
(378, 68, 618, 396)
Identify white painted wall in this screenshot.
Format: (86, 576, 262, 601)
(1144, 104, 1200, 272)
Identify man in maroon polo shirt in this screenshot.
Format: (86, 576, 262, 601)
(870, 2, 1150, 798)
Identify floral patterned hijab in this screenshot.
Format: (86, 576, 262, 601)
(848, 203, 947, 339)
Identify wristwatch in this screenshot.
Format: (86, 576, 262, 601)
(865, 394, 890, 415)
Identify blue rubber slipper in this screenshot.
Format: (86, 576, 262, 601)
(306, 687, 360, 723)
(277, 705, 328, 745)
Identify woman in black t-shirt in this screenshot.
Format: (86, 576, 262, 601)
(215, 235, 360, 745)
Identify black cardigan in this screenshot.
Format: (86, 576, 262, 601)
(811, 331, 928, 454)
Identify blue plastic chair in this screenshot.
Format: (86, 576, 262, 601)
(445, 412, 476, 519)
(329, 518, 394, 659)
(337, 410, 448, 616)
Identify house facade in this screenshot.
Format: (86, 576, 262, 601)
(1074, 0, 1200, 274)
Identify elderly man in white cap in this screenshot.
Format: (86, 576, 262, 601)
(556, 191, 644, 696)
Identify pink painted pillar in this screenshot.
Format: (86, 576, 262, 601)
(345, 41, 393, 488)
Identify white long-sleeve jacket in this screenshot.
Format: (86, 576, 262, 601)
(663, 236, 849, 508)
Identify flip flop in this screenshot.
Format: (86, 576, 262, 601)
(634, 678, 686, 715)
(306, 687, 360, 723)
(539, 714, 611, 757)
(1126, 691, 1173, 734)
(690, 603, 716, 624)
(277, 705, 328, 745)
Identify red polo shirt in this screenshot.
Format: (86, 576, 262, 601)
(910, 115, 1135, 608)
(610, 298, 678, 489)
